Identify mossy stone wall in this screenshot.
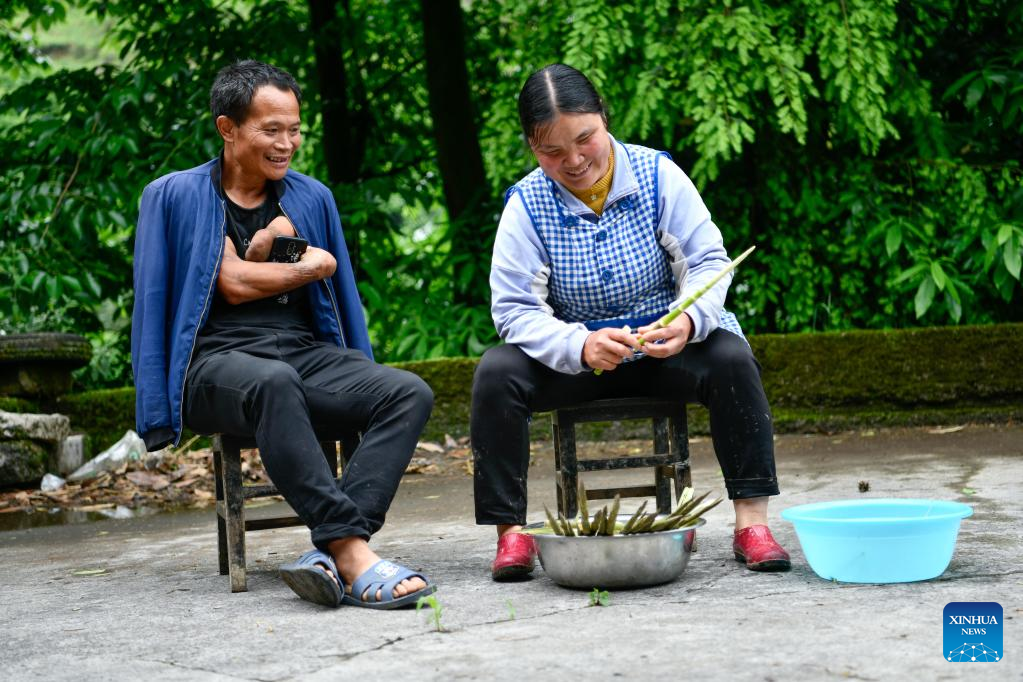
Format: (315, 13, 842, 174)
(56, 388, 136, 453)
(751, 323, 1023, 408)
(390, 357, 478, 441)
(44, 323, 1023, 447)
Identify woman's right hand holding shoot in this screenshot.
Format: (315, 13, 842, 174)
(582, 326, 640, 372)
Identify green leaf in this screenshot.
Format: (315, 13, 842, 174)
(944, 277, 963, 304)
(395, 332, 420, 358)
(31, 271, 47, 293)
(60, 275, 83, 293)
(46, 276, 60, 301)
(885, 223, 902, 256)
(84, 273, 103, 300)
(964, 79, 985, 108)
(945, 291, 962, 323)
(994, 224, 1012, 245)
(1004, 237, 1021, 280)
(428, 339, 447, 359)
(930, 262, 947, 291)
(943, 71, 977, 100)
(994, 263, 1014, 301)
(892, 263, 927, 285)
(914, 277, 935, 318)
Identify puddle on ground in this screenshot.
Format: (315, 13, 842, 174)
(0, 504, 160, 532)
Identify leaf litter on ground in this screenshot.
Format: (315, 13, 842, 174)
(0, 433, 475, 514)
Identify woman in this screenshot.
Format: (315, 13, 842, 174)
(471, 64, 790, 581)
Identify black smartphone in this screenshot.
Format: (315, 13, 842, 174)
(268, 235, 308, 263)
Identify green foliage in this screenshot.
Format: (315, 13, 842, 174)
(73, 296, 132, 387)
(468, 0, 1022, 330)
(0, 0, 1020, 390)
(356, 205, 497, 361)
(0, 396, 39, 413)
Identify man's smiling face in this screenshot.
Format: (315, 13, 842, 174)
(225, 85, 302, 182)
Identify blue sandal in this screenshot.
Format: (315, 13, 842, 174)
(341, 560, 436, 610)
(279, 549, 343, 607)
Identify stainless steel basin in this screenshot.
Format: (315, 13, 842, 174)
(531, 518, 705, 589)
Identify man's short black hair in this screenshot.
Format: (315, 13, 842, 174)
(210, 60, 302, 124)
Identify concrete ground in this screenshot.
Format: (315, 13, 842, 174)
(1, 424, 1020, 681)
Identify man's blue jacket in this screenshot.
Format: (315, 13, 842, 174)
(130, 158, 373, 451)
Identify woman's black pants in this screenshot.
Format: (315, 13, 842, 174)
(183, 329, 433, 549)
(470, 329, 779, 525)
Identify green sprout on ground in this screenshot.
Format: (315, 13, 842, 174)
(589, 588, 610, 607)
(505, 598, 516, 620)
(416, 594, 444, 632)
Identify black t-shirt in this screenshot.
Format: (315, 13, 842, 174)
(199, 183, 314, 339)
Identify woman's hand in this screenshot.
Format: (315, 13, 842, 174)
(582, 327, 641, 371)
(636, 313, 693, 358)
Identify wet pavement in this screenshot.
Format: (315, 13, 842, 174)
(1, 424, 1020, 681)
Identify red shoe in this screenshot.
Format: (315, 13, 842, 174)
(733, 525, 791, 572)
(491, 533, 537, 581)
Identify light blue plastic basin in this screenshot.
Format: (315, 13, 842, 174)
(781, 499, 973, 583)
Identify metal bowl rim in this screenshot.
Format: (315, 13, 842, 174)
(527, 516, 706, 542)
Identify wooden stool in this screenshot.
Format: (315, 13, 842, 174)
(211, 433, 359, 592)
(551, 397, 690, 519)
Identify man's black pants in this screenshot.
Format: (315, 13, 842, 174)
(183, 328, 433, 548)
(470, 329, 779, 526)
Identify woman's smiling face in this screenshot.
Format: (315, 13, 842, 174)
(529, 112, 611, 191)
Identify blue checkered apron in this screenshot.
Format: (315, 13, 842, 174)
(508, 143, 745, 340)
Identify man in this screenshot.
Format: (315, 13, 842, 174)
(131, 60, 435, 608)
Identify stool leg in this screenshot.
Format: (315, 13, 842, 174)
(552, 421, 565, 515)
(222, 441, 247, 593)
(338, 432, 360, 471)
(653, 417, 672, 514)
(669, 410, 692, 501)
(553, 415, 579, 518)
(670, 409, 695, 551)
(212, 438, 228, 576)
(321, 440, 339, 477)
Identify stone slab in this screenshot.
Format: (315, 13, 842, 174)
(0, 410, 71, 443)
